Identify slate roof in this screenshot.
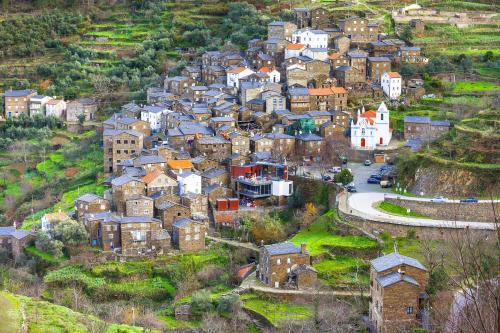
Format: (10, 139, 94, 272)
(371, 252, 426, 272)
(288, 87, 309, 96)
(376, 271, 419, 287)
(368, 56, 391, 62)
(431, 120, 450, 126)
(76, 193, 102, 203)
(156, 201, 180, 210)
(196, 136, 229, 145)
(103, 128, 143, 138)
(3, 89, 36, 97)
(296, 133, 323, 141)
(143, 105, 167, 113)
(265, 133, 294, 140)
(134, 155, 166, 165)
(335, 65, 352, 71)
(111, 174, 141, 186)
(264, 242, 306, 255)
(400, 46, 421, 51)
(201, 168, 226, 179)
(404, 116, 430, 124)
(173, 218, 194, 228)
(119, 216, 161, 224)
(0, 227, 33, 239)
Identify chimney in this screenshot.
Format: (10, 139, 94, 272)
(300, 243, 306, 254)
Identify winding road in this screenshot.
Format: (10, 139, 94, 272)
(339, 192, 497, 230)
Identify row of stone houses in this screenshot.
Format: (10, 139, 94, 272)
(2, 89, 97, 121)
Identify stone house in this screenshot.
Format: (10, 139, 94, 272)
(82, 212, 116, 249)
(181, 193, 208, 216)
(268, 21, 297, 41)
(212, 102, 238, 119)
(191, 156, 218, 172)
(103, 129, 144, 173)
(181, 65, 202, 82)
(156, 201, 191, 230)
(398, 46, 424, 63)
(369, 40, 402, 57)
(329, 52, 350, 69)
(141, 169, 178, 196)
(172, 218, 206, 252)
(164, 76, 194, 95)
(186, 86, 208, 102)
(0, 227, 34, 261)
(193, 135, 231, 162)
(140, 105, 169, 132)
(111, 174, 145, 215)
(333, 36, 350, 54)
(209, 117, 236, 132)
(3, 89, 37, 118)
(115, 117, 151, 137)
(331, 109, 354, 129)
(118, 216, 171, 256)
(66, 98, 98, 122)
(125, 195, 154, 217)
(265, 133, 295, 157)
(295, 133, 323, 157)
(262, 91, 286, 113)
(177, 172, 202, 196)
(403, 116, 450, 142)
(288, 87, 310, 113)
(146, 88, 175, 104)
(246, 98, 265, 113)
(258, 242, 316, 289)
(347, 49, 368, 77)
(337, 16, 378, 45)
(294, 8, 310, 29)
(367, 57, 392, 82)
(227, 132, 250, 156)
(201, 168, 229, 188)
(369, 253, 428, 333)
(308, 87, 348, 111)
(334, 65, 365, 88)
(75, 193, 110, 222)
(310, 7, 330, 29)
(250, 135, 274, 153)
(133, 155, 166, 174)
(307, 111, 332, 127)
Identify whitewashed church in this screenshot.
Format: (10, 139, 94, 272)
(350, 102, 392, 150)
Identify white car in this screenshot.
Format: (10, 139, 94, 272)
(328, 166, 342, 173)
(431, 196, 448, 203)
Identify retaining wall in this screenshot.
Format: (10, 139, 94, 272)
(385, 197, 499, 223)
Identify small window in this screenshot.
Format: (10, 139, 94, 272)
(277, 258, 281, 265)
(406, 306, 413, 315)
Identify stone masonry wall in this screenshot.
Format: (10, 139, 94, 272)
(385, 197, 498, 223)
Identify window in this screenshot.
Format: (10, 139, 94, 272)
(194, 234, 200, 240)
(406, 306, 413, 315)
(277, 258, 281, 265)
(287, 257, 291, 264)
(131, 140, 136, 144)
(124, 140, 128, 144)
(185, 234, 191, 241)
(116, 139, 121, 144)
(131, 230, 147, 242)
(108, 233, 114, 239)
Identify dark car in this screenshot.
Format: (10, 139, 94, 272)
(370, 174, 382, 181)
(322, 175, 332, 181)
(346, 185, 357, 193)
(364, 160, 372, 166)
(367, 177, 380, 184)
(460, 197, 478, 203)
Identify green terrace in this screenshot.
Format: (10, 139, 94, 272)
(289, 210, 379, 288)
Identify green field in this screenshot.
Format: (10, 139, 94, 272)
(241, 293, 313, 327)
(290, 211, 378, 256)
(452, 81, 500, 93)
(375, 201, 431, 219)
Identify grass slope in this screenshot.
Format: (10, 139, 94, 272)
(375, 201, 430, 219)
(289, 211, 378, 256)
(0, 291, 149, 333)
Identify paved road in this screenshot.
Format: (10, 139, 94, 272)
(340, 192, 496, 230)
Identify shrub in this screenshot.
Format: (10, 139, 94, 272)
(190, 290, 213, 316)
(334, 169, 353, 185)
(217, 294, 242, 314)
(406, 228, 417, 239)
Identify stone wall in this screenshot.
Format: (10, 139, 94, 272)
(385, 197, 498, 223)
(341, 211, 496, 240)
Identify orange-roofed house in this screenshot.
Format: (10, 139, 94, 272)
(285, 43, 306, 59)
(381, 72, 402, 100)
(227, 67, 255, 89)
(167, 159, 193, 174)
(258, 67, 280, 83)
(141, 169, 178, 196)
(308, 87, 348, 112)
(351, 102, 392, 150)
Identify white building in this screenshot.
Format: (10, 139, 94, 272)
(302, 47, 329, 61)
(271, 180, 293, 196)
(258, 67, 280, 83)
(351, 102, 392, 150)
(29, 95, 50, 116)
(381, 72, 402, 100)
(291, 29, 328, 49)
(45, 99, 66, 118)
(140, 105, 170, 132)
(41, 211, 69, 232)
(177, 171, 202, 195)
(285, 43, 306, 59)
(226, 67, 255, 89)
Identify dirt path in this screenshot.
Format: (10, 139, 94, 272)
(0, 292, 23, 333)
(206, 235, 259, 252)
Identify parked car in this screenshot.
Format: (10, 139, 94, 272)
(364, 160, 372, 166)
(431, 196, 448, 202)
(322, 175, 332, 181)
(370, 174, 382, 181)
(460, 197, 478, 203)
(380, 180, 393, 188)
(367, 177, 380, 184)
(328, 166, 342, 174)
(346, 185, 357, 193)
